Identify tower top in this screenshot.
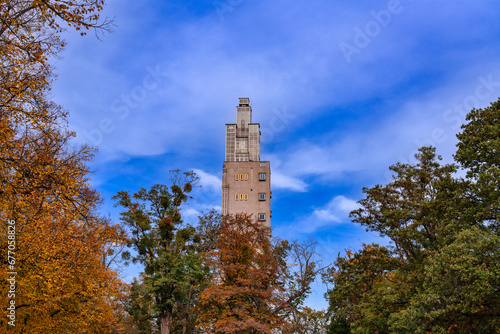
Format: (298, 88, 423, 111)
(225, 98, 261, 162)
(239, 97, 250, 106)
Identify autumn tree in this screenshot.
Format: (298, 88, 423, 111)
(113, 172, 211, 334)
(1, 0, 112, 133)
(0, 89, 130, 332)
(0, 1, 130, 332)
(196, 216, 325, 334)
(288, 306, 329, 334)
(195, 215, 289, 333)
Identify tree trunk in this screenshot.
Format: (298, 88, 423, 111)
(160, 307, 172, 334)
(182, 287, 194, 334)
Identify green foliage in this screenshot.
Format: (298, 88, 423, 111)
(390, 227, 500, 333)
(113, 171, 208, 333)
(195, 209, 222, 253)
(327, 316, 350, 334)
(126, 277, 159, 334)
(455, 99, 500, 177)
(325, 98, 500, 333)
(455, 100, 500, 234)
(350, 146, 458, 262)
(324, 244, 406, 333)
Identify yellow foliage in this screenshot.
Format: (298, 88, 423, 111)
(1, 1, 128, 332)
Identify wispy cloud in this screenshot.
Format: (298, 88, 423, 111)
(271, 171, 307, 192)
(193, 169, 222, 191)
(275, 195, 361, 238)
(49, 0, 500, 310)
(189, 169, 222, 217)
(313, 195, 360, 224)
(56, 0, 500, 172)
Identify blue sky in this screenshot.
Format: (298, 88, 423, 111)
(52, 0, 500, 310)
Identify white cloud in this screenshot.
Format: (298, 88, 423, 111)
(313, 195, 360, 223)
(193, 169, 222, 190)
(273, 195, 361, 238)
(184, 208, 200, 217)
(55, 0, 500, 170)
(190, 169, 222, 212)
(273, 195, 360, 239)
(284, 195, 361, 234)
(267, 66, 500, 184)
(271, 171, 307, 192)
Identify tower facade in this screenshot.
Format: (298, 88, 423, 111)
(222, 98, 271, 226)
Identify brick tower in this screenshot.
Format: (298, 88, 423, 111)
(221, 98, 271, 226)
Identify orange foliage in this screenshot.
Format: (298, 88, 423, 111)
(0, 1, 128, 332)
(0, 104, 129, 332)
(196, 216, 289, 333)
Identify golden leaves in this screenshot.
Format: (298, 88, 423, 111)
(0, 1, 126, 332)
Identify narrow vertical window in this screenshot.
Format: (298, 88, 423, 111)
(240, 173, 244, 180)
(244, 194, 248, 201)
(244, 173, 249, 180)
(235, 194, 239, 201)
(235, 174, 239, 181)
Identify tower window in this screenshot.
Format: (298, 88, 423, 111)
(258, 213, 266, 221)
(240, 173, 244, 180)
(259, 173, 266, 181)
(259, 193, 266, 201)
(244, 194, 248, 201)
(235, 194, 239, 201)
(244, 173, 248, 180)
(235, 174, 239, 181)
(239, 194, 244, 200)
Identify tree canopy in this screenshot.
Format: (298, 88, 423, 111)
(325, 98, 500, 333)
(0, 1, 128, 332)
(195, 215, 326, 334)
(113, 173, 213, 334)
